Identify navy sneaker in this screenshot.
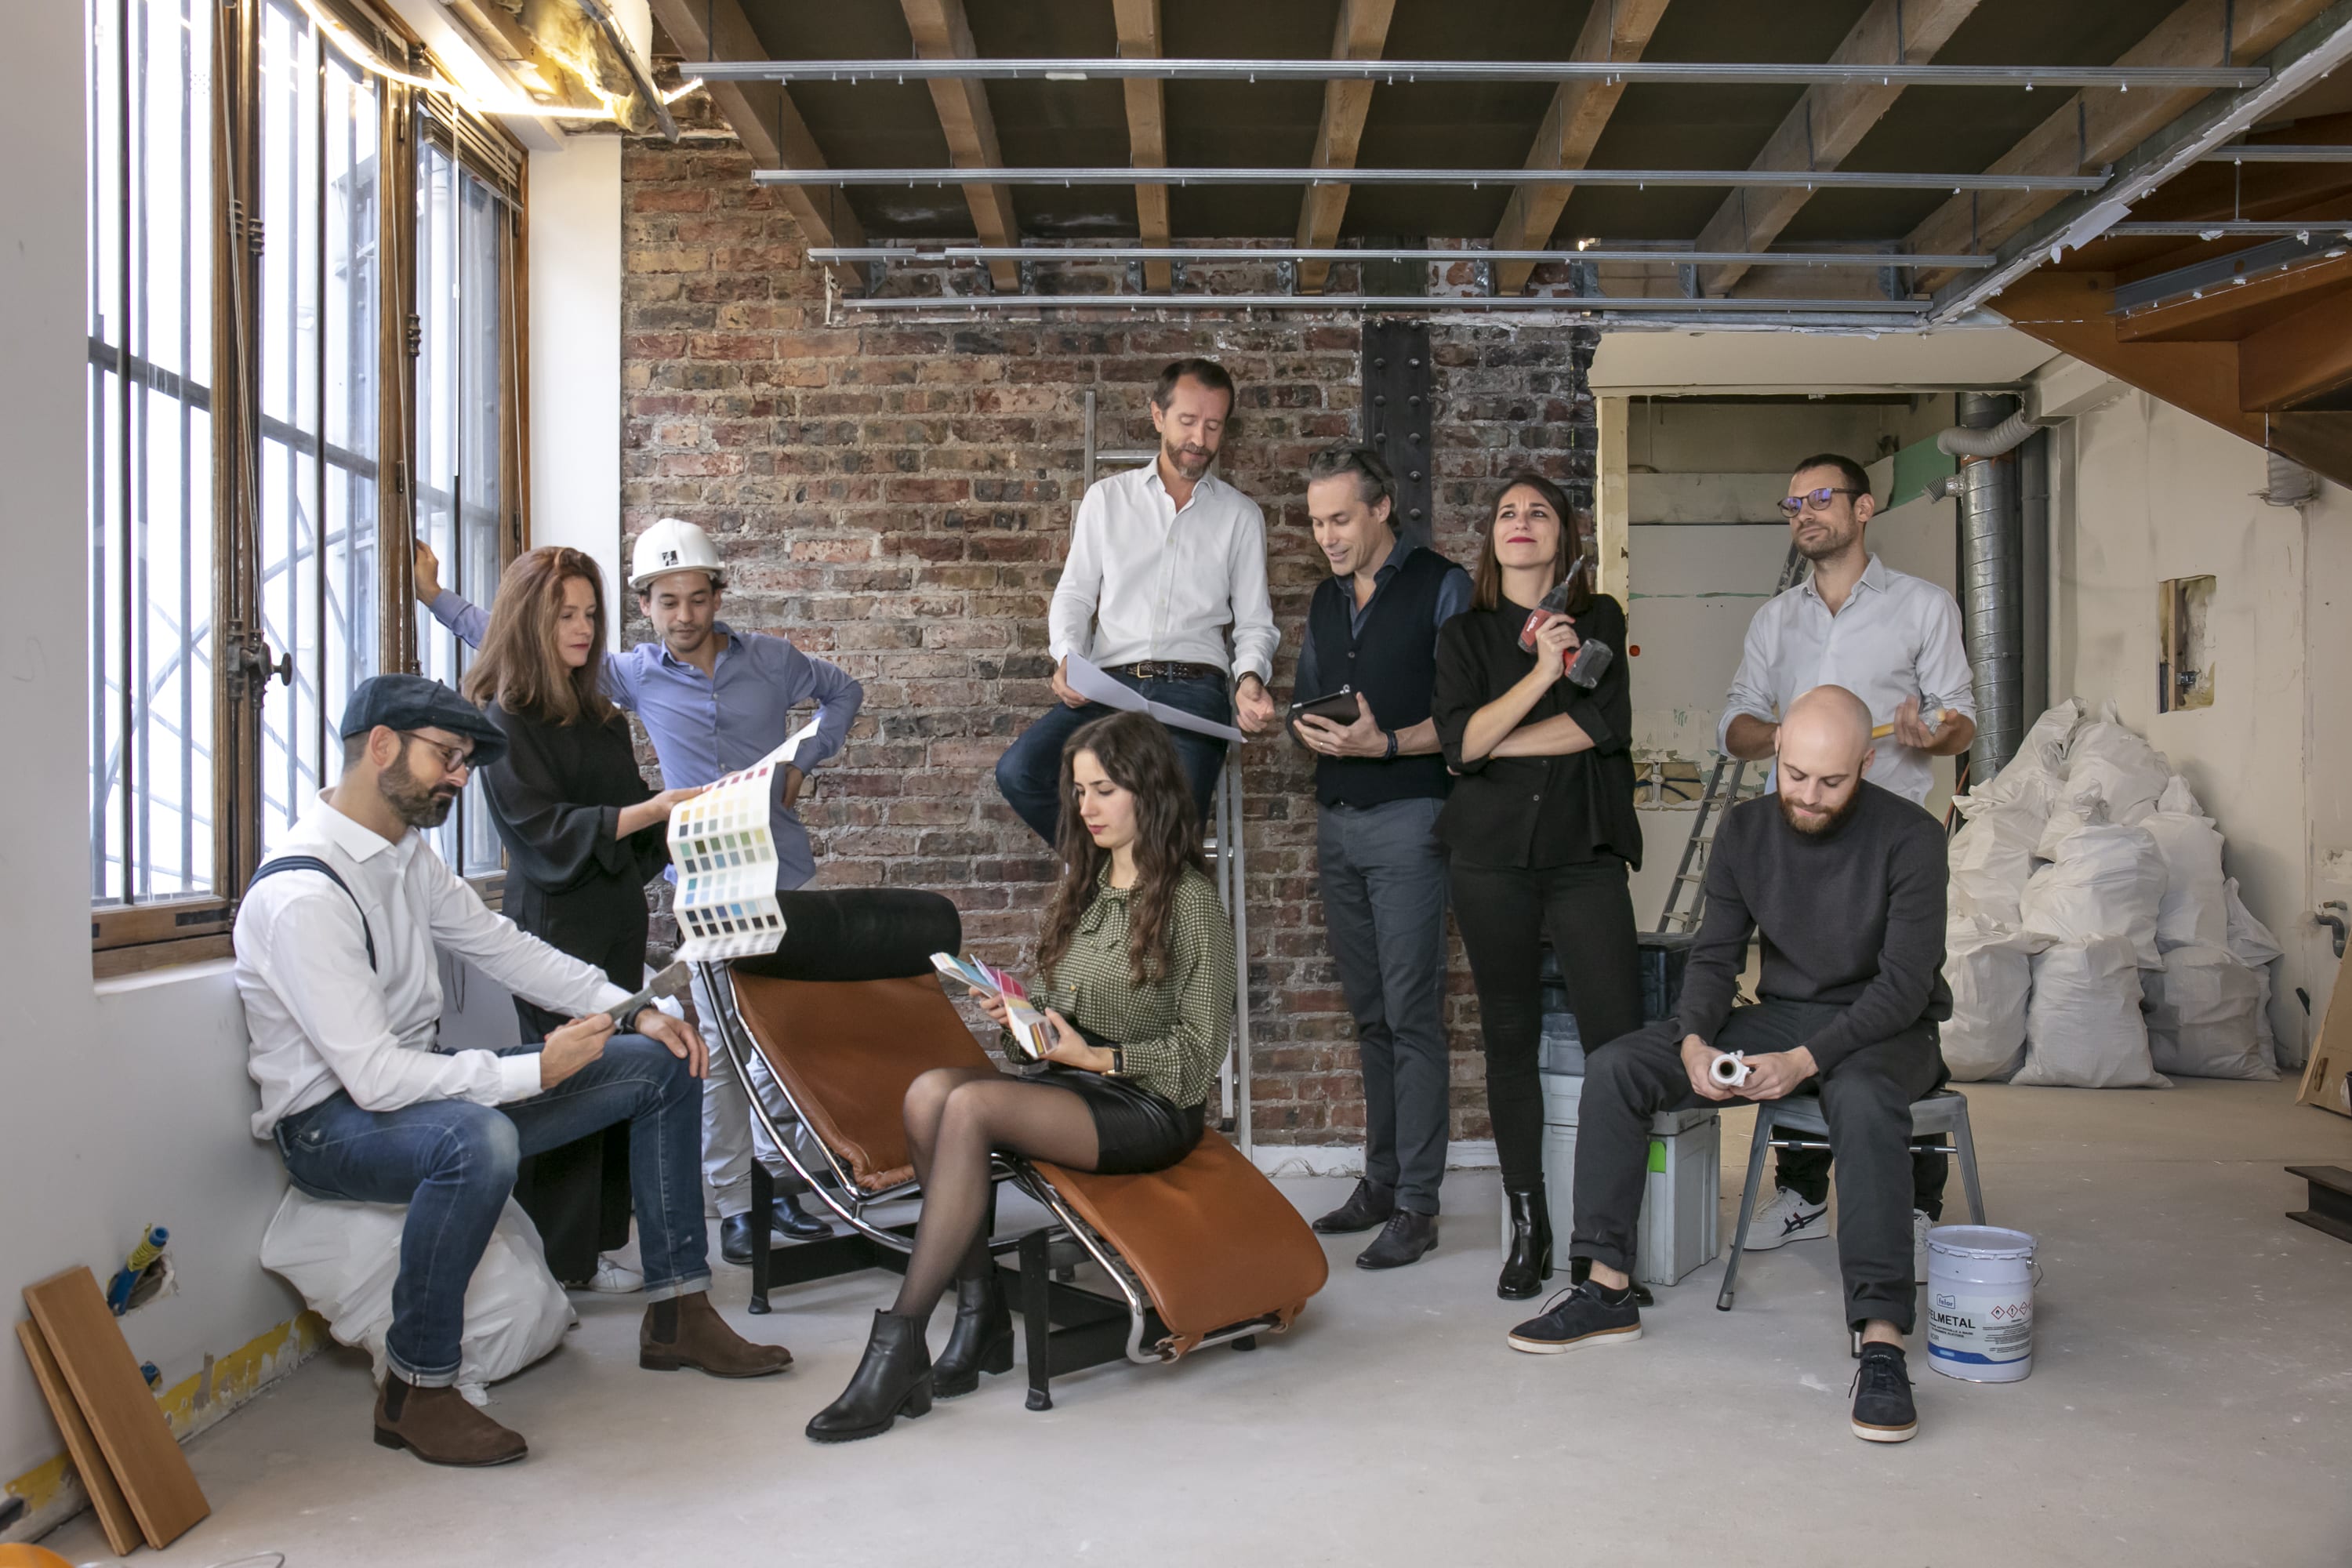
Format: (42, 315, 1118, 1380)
(1849, 1342, 1919, 1443)
(1505, 1279, 1643, 1354)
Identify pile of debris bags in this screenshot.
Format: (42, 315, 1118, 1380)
(1940, 699, 2284, 1087)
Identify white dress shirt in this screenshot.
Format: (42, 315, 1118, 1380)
(1718, 553, 1976, 808)
(234, 794, 635, 1138)
(1047, 462, 1279, 683)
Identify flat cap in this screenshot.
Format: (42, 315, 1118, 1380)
(338, 673, 508, 770)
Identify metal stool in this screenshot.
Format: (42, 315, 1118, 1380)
(1716, 1087, 1984, 1316)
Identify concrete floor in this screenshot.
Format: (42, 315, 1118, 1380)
(45, 1079, 2352, 1567)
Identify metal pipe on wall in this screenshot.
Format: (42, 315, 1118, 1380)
(1955, 392, 2025, 782)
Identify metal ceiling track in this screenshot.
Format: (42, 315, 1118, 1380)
(810, 245, 1998, 269)
(2201, 143, 2352, 161)
(759, 166, 2107, 193)
(834, 294, 1929, 314)
(2109, 220, 2352, 235)
(696, 57, 2267, 89)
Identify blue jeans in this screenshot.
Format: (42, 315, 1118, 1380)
(273, 1035, 710, 1388)
(994, 670, 1230, 843)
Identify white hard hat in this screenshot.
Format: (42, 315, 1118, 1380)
(629, 517, 724, 592)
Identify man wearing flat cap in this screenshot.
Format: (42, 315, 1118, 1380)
(234, 674, 789, 1469)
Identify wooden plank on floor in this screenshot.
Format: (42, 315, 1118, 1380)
(22, 1267, 208, 1550)
(15, 1318, 140, 1556)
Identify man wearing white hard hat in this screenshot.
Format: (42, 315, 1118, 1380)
(418, 518, 862, 1265)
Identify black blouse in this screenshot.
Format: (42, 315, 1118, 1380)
(1431, 593, 1642, 871)
(481, 701, 673, 982)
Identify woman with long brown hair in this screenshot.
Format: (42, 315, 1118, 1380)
(1431, 472, 1642, 1301)
(463, 546, 703, 1290)
(806, 711, 1235, 1443)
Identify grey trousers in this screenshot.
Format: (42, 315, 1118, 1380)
(1317, 796, 1452, 1214)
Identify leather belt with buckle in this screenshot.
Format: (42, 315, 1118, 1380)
(1110, 661, 1226, 684)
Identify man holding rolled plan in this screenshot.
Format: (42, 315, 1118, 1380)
(1506, 687, 1951, 1446)
(993, 358, 1279, 842)
(1719, 451, 1975, 1266)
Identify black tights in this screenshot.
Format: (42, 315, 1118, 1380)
(889, 1067, 1100, 1327)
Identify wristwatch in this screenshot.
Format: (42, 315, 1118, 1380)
(1105, 1045, 1128, 1077)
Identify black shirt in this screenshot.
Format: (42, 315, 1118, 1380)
(1671, 782, 1952, 1073)
(481, 701, 673, 986)
(1431, 593, 1641, 870)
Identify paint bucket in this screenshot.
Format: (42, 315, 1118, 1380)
(1925, 1225, 2037, 1383)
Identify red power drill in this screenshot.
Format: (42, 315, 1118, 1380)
(1517, 555, 1614, 688)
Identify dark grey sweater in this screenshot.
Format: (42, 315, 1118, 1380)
(1671, 781, 1951, 1073)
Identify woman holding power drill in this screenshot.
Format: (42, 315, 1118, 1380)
(1432, 473, 1643, 1301)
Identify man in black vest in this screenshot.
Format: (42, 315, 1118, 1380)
(1291, 445, 1472, 1270)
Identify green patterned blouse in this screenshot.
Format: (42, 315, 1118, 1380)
(1036, 865, 1236, 1110)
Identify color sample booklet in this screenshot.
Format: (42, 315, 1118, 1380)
(931, 952, 1052, 1062)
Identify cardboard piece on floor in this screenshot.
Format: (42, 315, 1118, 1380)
(14, 1320, 139, 1556)
(2298, 947, 2352, 1119)
(20, 1268, 207, 1550)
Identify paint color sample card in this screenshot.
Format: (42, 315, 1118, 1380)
(21, 1265, 209, 1549)
(669, 739, 796, 961)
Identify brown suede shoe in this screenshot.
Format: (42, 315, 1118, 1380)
(640, 1291, 793, 1377)
(372, 1376, 527, 1467)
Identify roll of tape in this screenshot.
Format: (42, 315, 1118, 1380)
(1709, 1051, 1750, 1087)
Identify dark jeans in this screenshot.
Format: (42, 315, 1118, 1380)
(1570, 1002, 1944, 1333)
(995, 670, 1229, 843)
(1450, 855, 1642, 1192)
(273, 1035, 709, 1388)
(1318, 796, 1451, 1214)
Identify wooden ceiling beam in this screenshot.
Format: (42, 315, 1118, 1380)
(1694, 0, 1981, 296)
(1908, 0, 2338, 292)
(1112, 0, 1171, 291)
(1490, 0, 1675, 296)
(1996, 269, 2267, 438)
(1294, 0, 1398, 293)
(900, 0, 1024, 291)
(2240, 283, 2352, 406)
(648, 0, 866, 294)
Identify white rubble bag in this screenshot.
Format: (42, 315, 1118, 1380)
(2019, 812, 2168, 965)
(1940, 916, 2048, 1082)
(261, 1187, 575, 1403)
(1964, 697, 2082, 818)
(1947, 804, 2043, 927)
(2223, 877, 2286, 1059)
(2015, 938, 2171, 1089)
(2140, 776, 2227, 952)
(2059, 701, 2172, 824)
(2143, 943, 2278, 1081)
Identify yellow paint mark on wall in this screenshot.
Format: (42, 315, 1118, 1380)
(2, 1454, 71, 1515)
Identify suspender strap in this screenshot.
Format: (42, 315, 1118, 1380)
(249, 855, 377, 972)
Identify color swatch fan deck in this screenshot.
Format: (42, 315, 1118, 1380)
(668, 742, 793, 961)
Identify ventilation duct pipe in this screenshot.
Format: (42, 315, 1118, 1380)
(1950, 392, 2026, 784)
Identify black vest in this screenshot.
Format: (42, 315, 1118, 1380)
(1305, 546, 1455, 808)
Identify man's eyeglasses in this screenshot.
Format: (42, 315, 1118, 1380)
(1779, 486, 1866, 518)
(399, 731, 474, 778)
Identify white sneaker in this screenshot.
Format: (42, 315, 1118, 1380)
(1912, 1210, 1933, 1284)
(1743, 1187, 1831, 1250)
(582, 1255, 644, 1294)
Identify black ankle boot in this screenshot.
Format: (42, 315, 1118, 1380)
(805, 1311, 934, 1443)
(931, 1267, 1015, 1399)
(1497, 1186, 1554, 1301)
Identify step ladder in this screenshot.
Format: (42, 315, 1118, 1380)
(1654, 543, 1809, 934)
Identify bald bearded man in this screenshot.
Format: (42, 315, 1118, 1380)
(1502, 686, 1951, 1445)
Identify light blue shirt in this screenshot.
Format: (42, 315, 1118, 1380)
(429, 592, 862, 891)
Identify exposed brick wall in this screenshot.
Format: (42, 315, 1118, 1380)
(622, 141, 1598, 1147)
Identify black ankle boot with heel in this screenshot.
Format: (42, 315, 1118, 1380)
(1497, 1186, 1554, 1301)
(806, 1311, 934, 1443)
(931, 1267, 1015, 1399)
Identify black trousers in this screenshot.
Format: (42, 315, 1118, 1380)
(1570, 1002, 1944, 1333)
(1450, 855, 1642, 1192)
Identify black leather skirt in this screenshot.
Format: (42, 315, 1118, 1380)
(1030, 1066, 1205, 1175)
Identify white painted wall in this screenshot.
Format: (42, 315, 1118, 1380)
(2053, 386, 2339, 1061)
(527, 133, 626, 633)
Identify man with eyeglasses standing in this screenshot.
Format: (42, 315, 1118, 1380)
(1718, 452, 1975, 1282)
